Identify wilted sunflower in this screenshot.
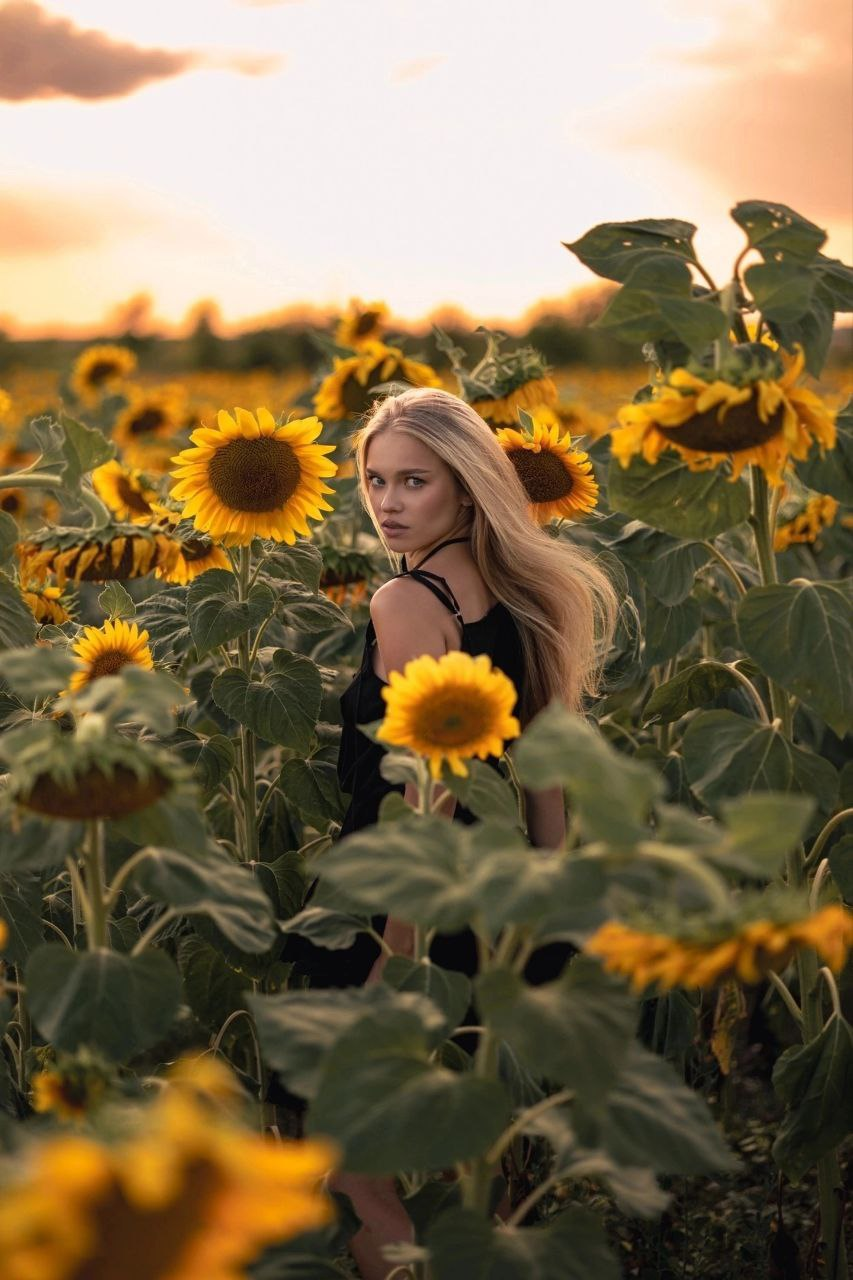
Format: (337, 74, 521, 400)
(21, 583, 73, 626)
(170, 407, 337, 545)
(0, 1058, 337, 1280)
(586, 904, 853, 993)
(17, 525, 181, 589)
(70, 344, 137, 404)
(91, 460, 158, 524)
(68, 620, 154, 694)
(113, 384, 186, 472)
(155, 537, 232, 585)
(774, 493, 840, 552)
(612, 344, 836, 486)
(496, 416, 599, 524)
(378, 650, 521, 780)
(336, 299, 389, 348)
(314, 341, 442, 421)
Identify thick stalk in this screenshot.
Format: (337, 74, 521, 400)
(237, 546, 259, 864)
(82, 820, 108, 949)
(748, 467, 792, 734)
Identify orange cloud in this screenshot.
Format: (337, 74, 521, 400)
(0, 1, 282, 101)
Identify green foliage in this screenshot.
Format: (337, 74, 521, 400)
(0, 573, 37, 649)
(426, 1205, 620, 1280)
(98, 580, 136, 620)
(608, 454, 750, 540)
(188, 569, 277, 657)
(211, 649, 322, 751)
(772, 1016, 853, 1182)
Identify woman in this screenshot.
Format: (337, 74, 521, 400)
(323, 387, 618, 1277)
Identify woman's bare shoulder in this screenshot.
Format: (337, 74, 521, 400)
(369, 577, 453, 669)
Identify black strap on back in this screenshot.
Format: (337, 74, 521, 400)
(395, 537, 470, 629)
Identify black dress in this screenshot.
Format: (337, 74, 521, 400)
(293, 537, 526, 988)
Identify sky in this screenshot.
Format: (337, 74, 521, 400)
(1, 0, 851, 336)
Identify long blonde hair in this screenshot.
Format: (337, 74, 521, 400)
(354, 387, 617, 721)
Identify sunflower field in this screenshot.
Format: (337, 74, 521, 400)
(0, 199, 851, 1280)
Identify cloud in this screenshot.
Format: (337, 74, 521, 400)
(391, 56, 446, 84)
(616, 0, 853, 221)
(0, 1, 282, 102)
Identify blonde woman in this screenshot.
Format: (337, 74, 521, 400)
(310, 386, 618, 1277)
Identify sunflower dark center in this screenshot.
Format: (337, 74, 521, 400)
(88, 649, 134, 680)
(207, 437, 301, 512)
(23, 764, 170, 820)
(355, 311, 381, 337)
(506, 448, 574, 503)
(1, 491, 22, 514)
(128, 407, 166, 435)
(413, 692, 492, 748)
(342, 361, 399, 416)
(116, 476, 153, 514)
(86, 360, 120, 385)
(658, 390, 786, 452)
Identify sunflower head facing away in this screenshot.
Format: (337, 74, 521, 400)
(444, 328, 557, 428)
(313, 342, 442, 421)
(613, 343, 836, 486)
(21, 583, 74, 626)
(378, 650, 521, 780)
(68, 619, 154, 694)
(70, 344, 137, 404)
(496, 413, 599, 524)
(17, 526, 181, 589)
(773, 492, 840, 552)
(169, 407, 337, 546)
(319, 546, 374, 606)
(336, 299, 389, 349)
(91, 460, 158, 524)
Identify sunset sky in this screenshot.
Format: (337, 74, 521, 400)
(1, 0, 851, 335)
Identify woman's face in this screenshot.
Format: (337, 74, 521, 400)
(363, 429, 470, 556)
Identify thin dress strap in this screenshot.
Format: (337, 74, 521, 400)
(396, 536, 470, 629)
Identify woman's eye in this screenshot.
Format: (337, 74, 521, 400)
(368, 476, 384, 487)
(406, 477, 424, 488)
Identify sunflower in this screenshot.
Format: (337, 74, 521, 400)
(0, 486, 27, 521)
(336, 299, 389, 348)
(378, 649, 521, 780)
(113, 384, 187, 471)
(68, 619, 154, 694)
(314, 341, 442, 421)
(773, 493, 840, 551)
(558, 401, 610, 442)
(169, 407, 337, 546)
(91, 460, 158, 524)
(70, 345, 137, 404)
(21, 584, 73, 626)
(0, 1059, 337, 1280)
(585, 905, 853, 993)
(612, 344, 836, 487)
(155, 537, 232, 585)
(17, 526, 181, 589)
(496, 415, 599, 523)
(319, 546, 373, 606)
(32, 1066, 107, 1124)
(0, 387, 11, 422)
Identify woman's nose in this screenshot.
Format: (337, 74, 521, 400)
(380, 486, 402, 510)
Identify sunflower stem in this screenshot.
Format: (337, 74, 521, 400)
(699, 541, 747, 596)
(237, 545, 260, 865)
(0, 471, 64, 490)
(748, 467, 792, 734)
(804, 807, 853, 869)
(82, 820, 108, 950)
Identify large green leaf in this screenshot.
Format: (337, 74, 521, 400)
(607, 455, 750, 540)
(134, 587, 191, 662)
(744, 262, 816, 323)
(177, 933, 251, 1035)
(26, 944, 181, 1060)
(643, 595, 701, 666)
(0, 874, 45, 963)
(250, 987, 446, 1100)
(278, 757, 347, 828)
(592, 1042, 736, 1174)
(795, 399, 853, 499)
(712, 793, 816, 878)
(131, 846, 276, 952)
(0, 511, 18, 568)
(0, 574, 37, 650)
(279, 905, 370, 951)
(307, 1009, 510, 1173)
(596, 288, 725, 355)
(736, 580, 853, 736)
(730, 201, 826, 264)
(111, 791, 209, 857)
(98, 580, 136, 621)
(514, 703, 661, 845)
(0, 816, 83, 875)
(772, 1015, 853, 1182)
(439, 758, 520, 827)
(682, 711, 837, 815)
(426, 1205, 619, 1280)
(383, 956, 472, 1034)
(642, 661, 746, 726)
(187, 570, 277, 656)
(56, 413, 115, 486)
(211, 649, 322, 751)
(609, 523, 710, 605)
(564, 218, 698, 284)
(1, 647, 76, 701)
(261, 541, 323, 592)
(475, 961, 636, 1101)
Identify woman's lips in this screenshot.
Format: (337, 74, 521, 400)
(381, 522, 407, 532)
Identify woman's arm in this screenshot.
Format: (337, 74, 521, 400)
(524, 784, 566, 850)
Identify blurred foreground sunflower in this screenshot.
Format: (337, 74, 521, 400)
(170, 407, 337, 545)
(496, 414, 599, 523)
(70, 345, 136, 404)
(68, 620, 154, 694)
(91, 460, 158, 524)
(17, 525, 181, 589)
(378, 650, 521, 779)
(336, 299, 389, 348)
(612, 343, 836, 486)
(0, 1058, 337, 1280)
(314, 341, 441, 421)
(586, 904, 853, 992)
(773, 493, 840, 551)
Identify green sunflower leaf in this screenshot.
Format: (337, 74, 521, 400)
(97, 580, 136, 621)
(261, 541, 323, 593)
(0, 645, 76, 701)
(564, 219, 699, 283)
(425, 1205, 620, 1280)
(0, 874, 45, 964)
(731, 201, 827, 264)
(25, 944, 182, 1061)
(0, 573, 37, 650)
(643, 595, 702, 666)
(0, 511, 19, 568)
(188, 569, 277, 657)
(607, 454, 751, 540)
(177, 933, 251, 1036)
(796, 398, 853, 500)
(211, 648, 322, 752)
(276, 757, 347, 828)
(772, 1015, 853, 1182)
(642, 661, 746, 725)
(609, 523, 710, 604)
(744, 262, 816, 324)
(736, 580, 853, 736)
(682, 710, 838, 816)
(383, 956, 472, 1036)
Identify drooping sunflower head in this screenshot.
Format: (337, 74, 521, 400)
(91, 460, 159, 524)
(70, 344, 137, 404)
(17, 525, 181, 589)
(319, 546, 374, 606)
(68, 619, 154, 695)
(378, 649, 521, 780)
(313, 342, 442, 421)
(112, 384, 187, 471)
(612, 343, 837, 487)
(21, 583, 74, 626)
(335, 299, 389, 348)
(495, 413, 599, 524)
(169, 407, 338, 546)
(444, 328, 557, 428)
(773, 492, 840, 552)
